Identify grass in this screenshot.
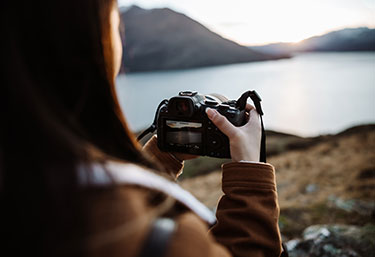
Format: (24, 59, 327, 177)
(279, 201, 375, 239)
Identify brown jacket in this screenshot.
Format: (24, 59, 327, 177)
(87, 136, 282, 257)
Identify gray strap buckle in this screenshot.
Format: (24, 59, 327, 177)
(137, 218, 176, 257)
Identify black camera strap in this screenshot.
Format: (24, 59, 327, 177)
(236, 90, 266, 163)
(137, 100, 168, 141)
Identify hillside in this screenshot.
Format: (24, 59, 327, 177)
(250, 27, 375, 55)
(180, 124, 375, 241)
(120, 6, 287, 72)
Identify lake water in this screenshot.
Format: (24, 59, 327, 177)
(116, 52, 375, 137)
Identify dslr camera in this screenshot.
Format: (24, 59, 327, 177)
(156, 91, 250, 158)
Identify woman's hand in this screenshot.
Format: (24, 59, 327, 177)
(171, 152, 198, 162)
(206, 104, 261, 162)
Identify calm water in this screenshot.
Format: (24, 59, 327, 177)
(116, 52, 375, 137)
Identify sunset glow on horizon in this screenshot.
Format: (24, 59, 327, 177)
(119, 0, 375, 46)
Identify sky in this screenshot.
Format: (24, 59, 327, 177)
(118, 0, 375, 46)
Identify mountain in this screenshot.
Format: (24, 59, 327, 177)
(250, 27, 375, 55)
(120, 6, 287, 73)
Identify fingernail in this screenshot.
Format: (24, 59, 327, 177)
(206, 108, 216, 119)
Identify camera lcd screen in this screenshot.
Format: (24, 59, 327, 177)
(166, 120, 202, 129)
(165, 120, 202, 144)
(166, 131, 201, 144)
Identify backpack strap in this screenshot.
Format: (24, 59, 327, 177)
(78, 162, 216, 225)
(137, 218, 176, 257)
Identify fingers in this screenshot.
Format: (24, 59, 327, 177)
(206, 108, 236, 138)
(206, 105, 261, 138)
(172, 152, 198, 161)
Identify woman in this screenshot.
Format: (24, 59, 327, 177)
(1, 0, 282, 256)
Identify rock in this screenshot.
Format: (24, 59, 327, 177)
(305, 184, 318, 193)
(303, 225, 330, 240)
(328, 195, 375, 216)
(285, 239, 301, 251)
(286, 224, 375, 257)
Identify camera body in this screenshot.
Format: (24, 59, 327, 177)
(156, 91, 246, 158)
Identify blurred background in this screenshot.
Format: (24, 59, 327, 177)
(116, 1, 375, 255)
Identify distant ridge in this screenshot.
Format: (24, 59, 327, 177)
(120, 6, 287, 73)
(250, 27, 375, 55)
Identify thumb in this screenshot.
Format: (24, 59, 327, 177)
(206, 108, 236, 138)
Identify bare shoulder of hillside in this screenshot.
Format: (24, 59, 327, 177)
(180, 125, 375, 238)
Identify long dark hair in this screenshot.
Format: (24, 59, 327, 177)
(0, 0, 156, 255)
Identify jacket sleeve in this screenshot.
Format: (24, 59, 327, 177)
(142, 135, 184, 179)
(143, 137, 282, 256)
(210, 162, 282, 257)
(166, 162, 282, 257)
